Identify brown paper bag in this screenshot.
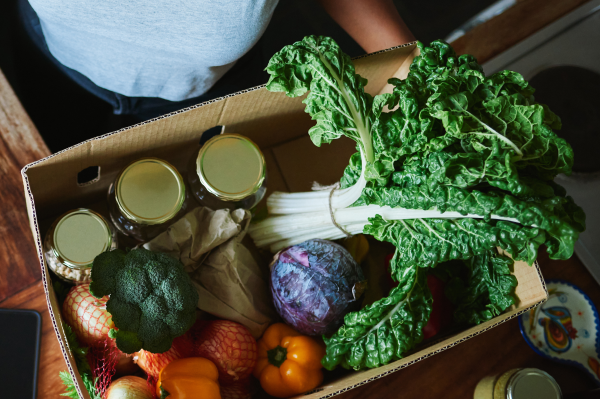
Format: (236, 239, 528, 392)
(143, 207, 275, 337)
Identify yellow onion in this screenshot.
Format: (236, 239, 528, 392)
(62, 284, 113, 346)
(106, 376, 153, 399)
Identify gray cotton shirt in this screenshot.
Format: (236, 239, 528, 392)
(29, 0, 279, 101)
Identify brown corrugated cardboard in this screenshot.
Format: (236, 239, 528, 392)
(21, 42, 547, 399)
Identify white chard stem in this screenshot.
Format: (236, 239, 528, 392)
(249, 141, 524, 251)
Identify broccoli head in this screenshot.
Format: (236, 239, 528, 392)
(90, 248, 199, 354)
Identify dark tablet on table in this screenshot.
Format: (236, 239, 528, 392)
(0, 309, 42, 399)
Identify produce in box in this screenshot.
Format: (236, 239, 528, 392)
(249, 36, 585, 371)
(270, 239, 366, 335)
(105, 376, 153, 399)
(194, 320, 258, 383)
(62, 283, 113, 346)
(57, 34, 586, 399)
(157, 357, 221, 399)
(89, 248, 199, 354)
(59, 323, 103, 399)
(254, 323, 325, 398)
(134, 333, 195, 379)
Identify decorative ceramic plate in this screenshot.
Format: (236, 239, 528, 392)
(518, 280, 600, 384)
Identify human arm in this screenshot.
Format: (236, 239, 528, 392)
(317, 0, 415, 53)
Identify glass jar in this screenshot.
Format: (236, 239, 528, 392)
(474, 368, 562, 399)
(108, 157, 188, 241)
(187, 133, 267, 210)
(44, 208, 117, 283)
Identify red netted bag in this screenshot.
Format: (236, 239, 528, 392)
(193, 320, 257, 383)
(88, 339, 121, 398)
(62, 284, 113, 346)
(134, 333, 195, 379)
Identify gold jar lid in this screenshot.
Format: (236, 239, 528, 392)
(116, 158, 185, 224)
(506, 369, 562, 399)
(197, 134, 266, 201)
(53, 209, 113, 269)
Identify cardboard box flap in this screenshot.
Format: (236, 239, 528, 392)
(377, 46, 421, 95)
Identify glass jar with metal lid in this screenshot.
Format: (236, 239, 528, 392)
(474, 368, 562, 399)
(187, 133, 267, 210)
(44, 208, 118, 283)
(108, 157, 189, 241)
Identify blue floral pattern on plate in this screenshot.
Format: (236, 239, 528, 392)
(518, 280, 600, 385)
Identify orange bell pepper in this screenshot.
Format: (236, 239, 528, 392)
(253, 323, 326, 398)
(157, 357, 220, 399)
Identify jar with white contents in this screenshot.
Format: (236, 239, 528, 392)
(44, 208, 118, 283)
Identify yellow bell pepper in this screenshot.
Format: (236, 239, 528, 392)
(343, 234, 370, 263)
(253, 323, 325, 398)
(157, 357, 220, 399)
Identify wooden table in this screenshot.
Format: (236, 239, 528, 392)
(0, 0, 595, 397)
(0, 70, 64, 396)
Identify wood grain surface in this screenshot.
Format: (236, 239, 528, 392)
(452, 0, 591, 64)
(0, 68, 50, 303)
(0, 68, 63, 398)
(0, 281, 65, 397)
(0, 0, 597, 397)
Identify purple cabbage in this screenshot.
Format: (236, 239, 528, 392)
(270, 239, 366, 336)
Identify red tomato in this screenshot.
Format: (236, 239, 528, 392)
(422, 274, 444, 339)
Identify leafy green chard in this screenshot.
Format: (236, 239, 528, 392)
(433, 250, 518, 325)
(365, 215, 545, 268)
(322, 261, 432, 370)
(360, 183, 583, 260)
(347, 40, 585, 261)
(266, 35, 391, 164)
(323, 248, 516, 370)
(263, 36, 585, 371)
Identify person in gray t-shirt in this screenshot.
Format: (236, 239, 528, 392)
(21, 0, 414, 119)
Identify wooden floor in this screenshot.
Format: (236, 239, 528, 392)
(0, 0, 595, 397)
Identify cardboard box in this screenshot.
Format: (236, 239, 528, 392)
(21, 42, 548, 399)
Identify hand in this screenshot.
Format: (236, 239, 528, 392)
(318, 0, 416, 53)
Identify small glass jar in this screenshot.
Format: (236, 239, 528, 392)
(44, 208, 117, 283)
(108, 157, 188, 241)
(187, 133, 267, 210)
(474, 368, 562, 399)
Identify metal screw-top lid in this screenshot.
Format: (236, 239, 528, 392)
(53, 209, 113, 269)
(116, 158, 185, 224)
(197, 134, 266, 201)
(507, 369, 562, 399)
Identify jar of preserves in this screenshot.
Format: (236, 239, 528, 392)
(44, 208, 117, 283)
(474, 368, 562, 399)
(108, 157, 188, 241)
(187, 133, 267, 210)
